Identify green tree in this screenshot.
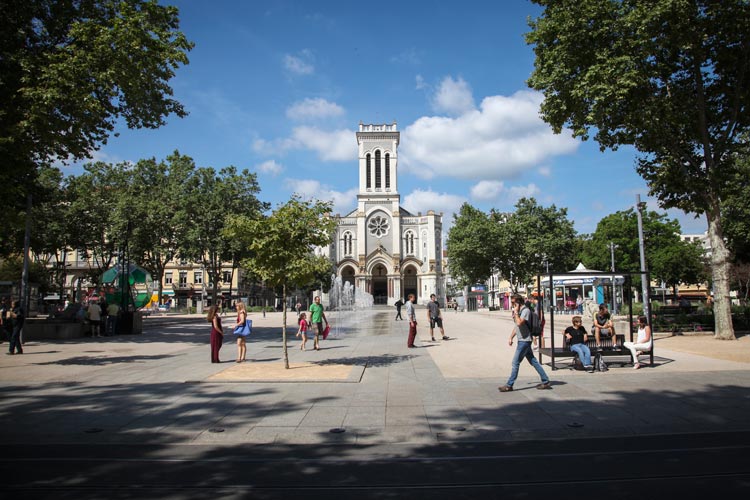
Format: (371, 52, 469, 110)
(127, 152, 195, 304)
(526, 0, 750, 339)
(0, 0, 192, 244)
(181, 166, 268, 303)
(722, 147, 750, 265)
(28, 166, 77, 302)
(224, 197, 336, 369)
(446, 204, 498, 287)
(65, 161, 131, 282)
(582, 209, 706, 294)
(494, 198, 577, 290)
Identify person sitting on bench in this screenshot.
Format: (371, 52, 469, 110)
(565, 316, 594, 372)
(593, 303, 617, 349)
(624, 315, 653, 369)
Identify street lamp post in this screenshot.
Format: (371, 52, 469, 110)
(609, 242, 618, 314)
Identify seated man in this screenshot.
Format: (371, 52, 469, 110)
(565, 316, 594, 372)
(593, 303, 618, 349)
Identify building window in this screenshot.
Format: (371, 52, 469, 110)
(165, 272, 173, 285)
(366, 154, 371, 189)
(179, 271, 187, 286)
(343, 231, 353, 256)
(194, 271, 203, 284)
(223, 271, 232, 283)
(368, 215, 389, 238)
(385, 153, 390, 189)
(404, 230, 415, 255)
(375, 150, 381, 189)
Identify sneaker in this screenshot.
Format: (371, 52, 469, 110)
(498, 385, 513, 392)
(442, 336, 450, 340)
(584, 365, 595, 372)
(431, 337, 436, 342)
(536, 382, 552, 390)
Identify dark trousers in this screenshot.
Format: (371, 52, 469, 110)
(407, 320, 417, 347)
(395, 308, 402, 320)
(8, 325, 23, 354)
(106, 316, 118, 336)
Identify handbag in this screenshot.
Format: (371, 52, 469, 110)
(322, 324, 330, 340)
(233, 319, 252, 336)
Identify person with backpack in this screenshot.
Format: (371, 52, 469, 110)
(498, 295, 551, 392)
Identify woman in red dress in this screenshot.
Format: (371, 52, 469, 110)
(207, 305, 223, 363)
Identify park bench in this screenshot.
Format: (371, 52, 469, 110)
(539, 333, 654, 370)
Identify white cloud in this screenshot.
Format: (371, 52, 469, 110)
(390, 48, 422, 65)
(253, 126, 356, 161)
(286, 98, 345, 121)
(507, 183, 540, 200)
(402, 189, 466, 217)
(470, 180, 504, 200)
(538, 166, 552, 177)
(256, 160, 283, 175)
(401, 89, 579, 180)
(431, 76, 475, 116)
(415, 74, 426, 90)
(469, 180, 539, 203)
(283, 178, 357, 214)
(283, 50, 314, 75)
(289, 127, 356, 161)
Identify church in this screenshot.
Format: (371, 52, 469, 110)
(324, 122, 445, 306)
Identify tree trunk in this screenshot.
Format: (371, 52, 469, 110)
(282, 283, 289, 369)
(707, 207, 735, 340)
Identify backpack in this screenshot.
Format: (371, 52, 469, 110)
(524, 305, 543, 337)
(596, 353, 609, 372)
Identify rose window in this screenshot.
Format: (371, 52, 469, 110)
(368, 215, 389, 237)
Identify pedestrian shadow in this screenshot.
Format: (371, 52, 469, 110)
(314, 353, 414, 368)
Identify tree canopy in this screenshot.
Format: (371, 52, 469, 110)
(581, 209, 707, 294)
(526, 0, 750, 339)
(446, 204, 497, 287)
(0, 0, 192, 235)
(180, 165, 268, 302)
(447, 198, 577, 292)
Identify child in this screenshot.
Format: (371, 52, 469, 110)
(297, 312, 309, 350)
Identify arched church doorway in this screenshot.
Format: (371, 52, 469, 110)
(372, 263, 388, 305)
(403, 265, 418, 301)
(341, 265, 356, 288)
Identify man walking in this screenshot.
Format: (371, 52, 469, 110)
(427, 294, 449, 341)
(405, 293, 417, 348)
(309, 295, 328, 351)
(394, 299, 404, 320)
(499, 295, 551, 392)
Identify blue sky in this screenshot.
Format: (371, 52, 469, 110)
(67, 0, 708, 236)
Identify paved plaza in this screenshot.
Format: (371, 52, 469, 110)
(2, 307, 749, 446)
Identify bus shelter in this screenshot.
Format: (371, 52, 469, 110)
(536, 269, 653, 370)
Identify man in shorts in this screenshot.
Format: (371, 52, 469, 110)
(593, 303, 617, 349)
(426, 294, 449, 342)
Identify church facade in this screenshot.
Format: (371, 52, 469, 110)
(325, 122, 444, 305)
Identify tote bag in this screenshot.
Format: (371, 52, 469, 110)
(233, 319, 252, 337)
